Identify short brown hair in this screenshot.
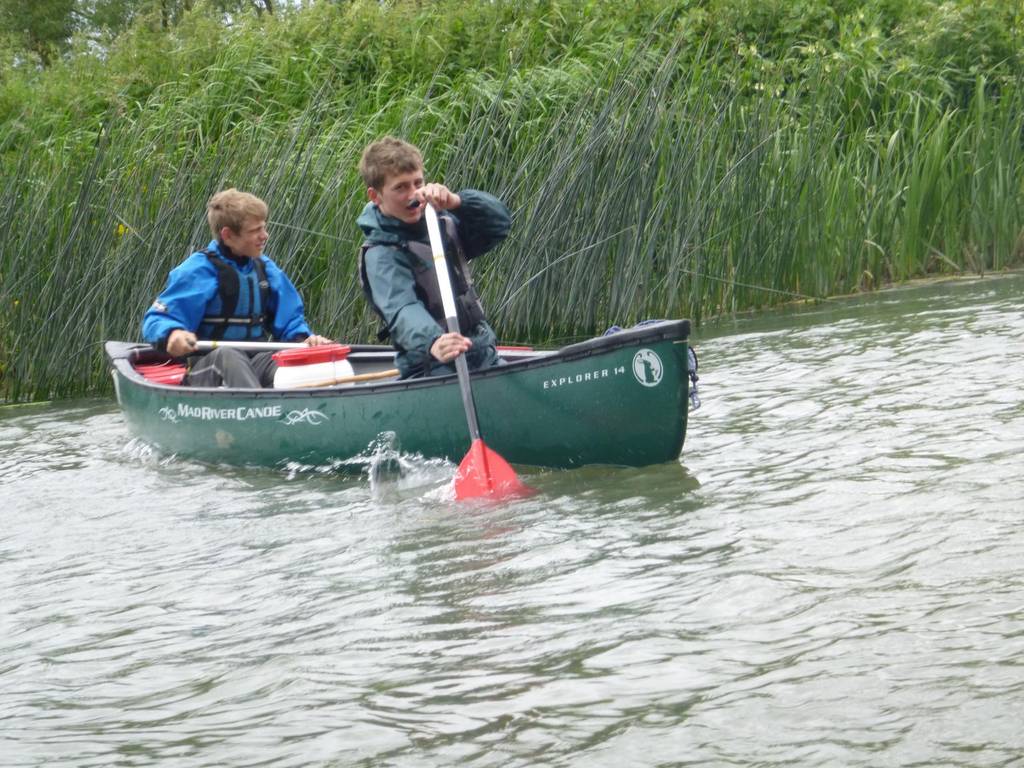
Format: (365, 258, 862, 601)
(207, 188, 269, 236)
(359, 136, 423, 190)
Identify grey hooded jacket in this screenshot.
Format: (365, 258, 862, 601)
(357, 189, 511, 378)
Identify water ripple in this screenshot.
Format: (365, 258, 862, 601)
(2, 275, 1024, 766)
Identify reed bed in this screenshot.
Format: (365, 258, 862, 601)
(1, 1, 1023, 401)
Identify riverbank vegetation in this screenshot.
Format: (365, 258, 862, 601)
(1, 0, 1023, 400)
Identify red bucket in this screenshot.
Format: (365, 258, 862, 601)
(272, 343, 351, 366)
(271, 344, 354, 388)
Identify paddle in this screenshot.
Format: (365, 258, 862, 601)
(195, 340, 307, 352)
(193, 340, 398, 387)
(424, 203, 530, 500)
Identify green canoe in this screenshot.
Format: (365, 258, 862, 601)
(105, 320, 692, 469)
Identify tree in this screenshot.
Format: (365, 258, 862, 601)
(0, 0, 279, 66)
(0, 0, 76, 65)
(142, 0, 275, 30)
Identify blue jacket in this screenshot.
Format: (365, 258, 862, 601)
(357, 189, 511, 377)
(142, 240, 312, 346)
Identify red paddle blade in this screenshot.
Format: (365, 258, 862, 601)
(454, 438, 532, 500)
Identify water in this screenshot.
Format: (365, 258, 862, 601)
(2, 274, 1023, 767)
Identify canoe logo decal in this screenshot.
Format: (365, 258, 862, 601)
(160, 403, 284, 422)
(283, 408, 329, 426)
(632, 349, 663, 387)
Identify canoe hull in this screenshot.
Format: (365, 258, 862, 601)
(107, 320, 691, 469)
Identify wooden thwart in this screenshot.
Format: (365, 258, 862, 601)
(290, 368, 399, 389)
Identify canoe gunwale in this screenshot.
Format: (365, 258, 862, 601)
(105, 320, 691, 401)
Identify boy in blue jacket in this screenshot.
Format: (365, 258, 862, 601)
(356, 137, 511, 379)
(143, 188, 330, 387)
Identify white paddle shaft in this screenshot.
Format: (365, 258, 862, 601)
(194, 340, 307, 352)
(424, 205, 459, 322)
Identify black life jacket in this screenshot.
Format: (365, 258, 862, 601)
(197, 249, 273, 341)
(358, 214, 486, 347)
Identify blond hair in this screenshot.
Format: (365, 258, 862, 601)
(207, 188, 269, 236)
(359, 136, 423, 190)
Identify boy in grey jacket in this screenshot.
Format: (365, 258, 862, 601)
(356, 136, 511, 379)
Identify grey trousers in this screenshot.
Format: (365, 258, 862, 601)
(184, 348, 277, 388)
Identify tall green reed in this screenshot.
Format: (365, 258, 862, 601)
(1, 29, 1023, 401)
